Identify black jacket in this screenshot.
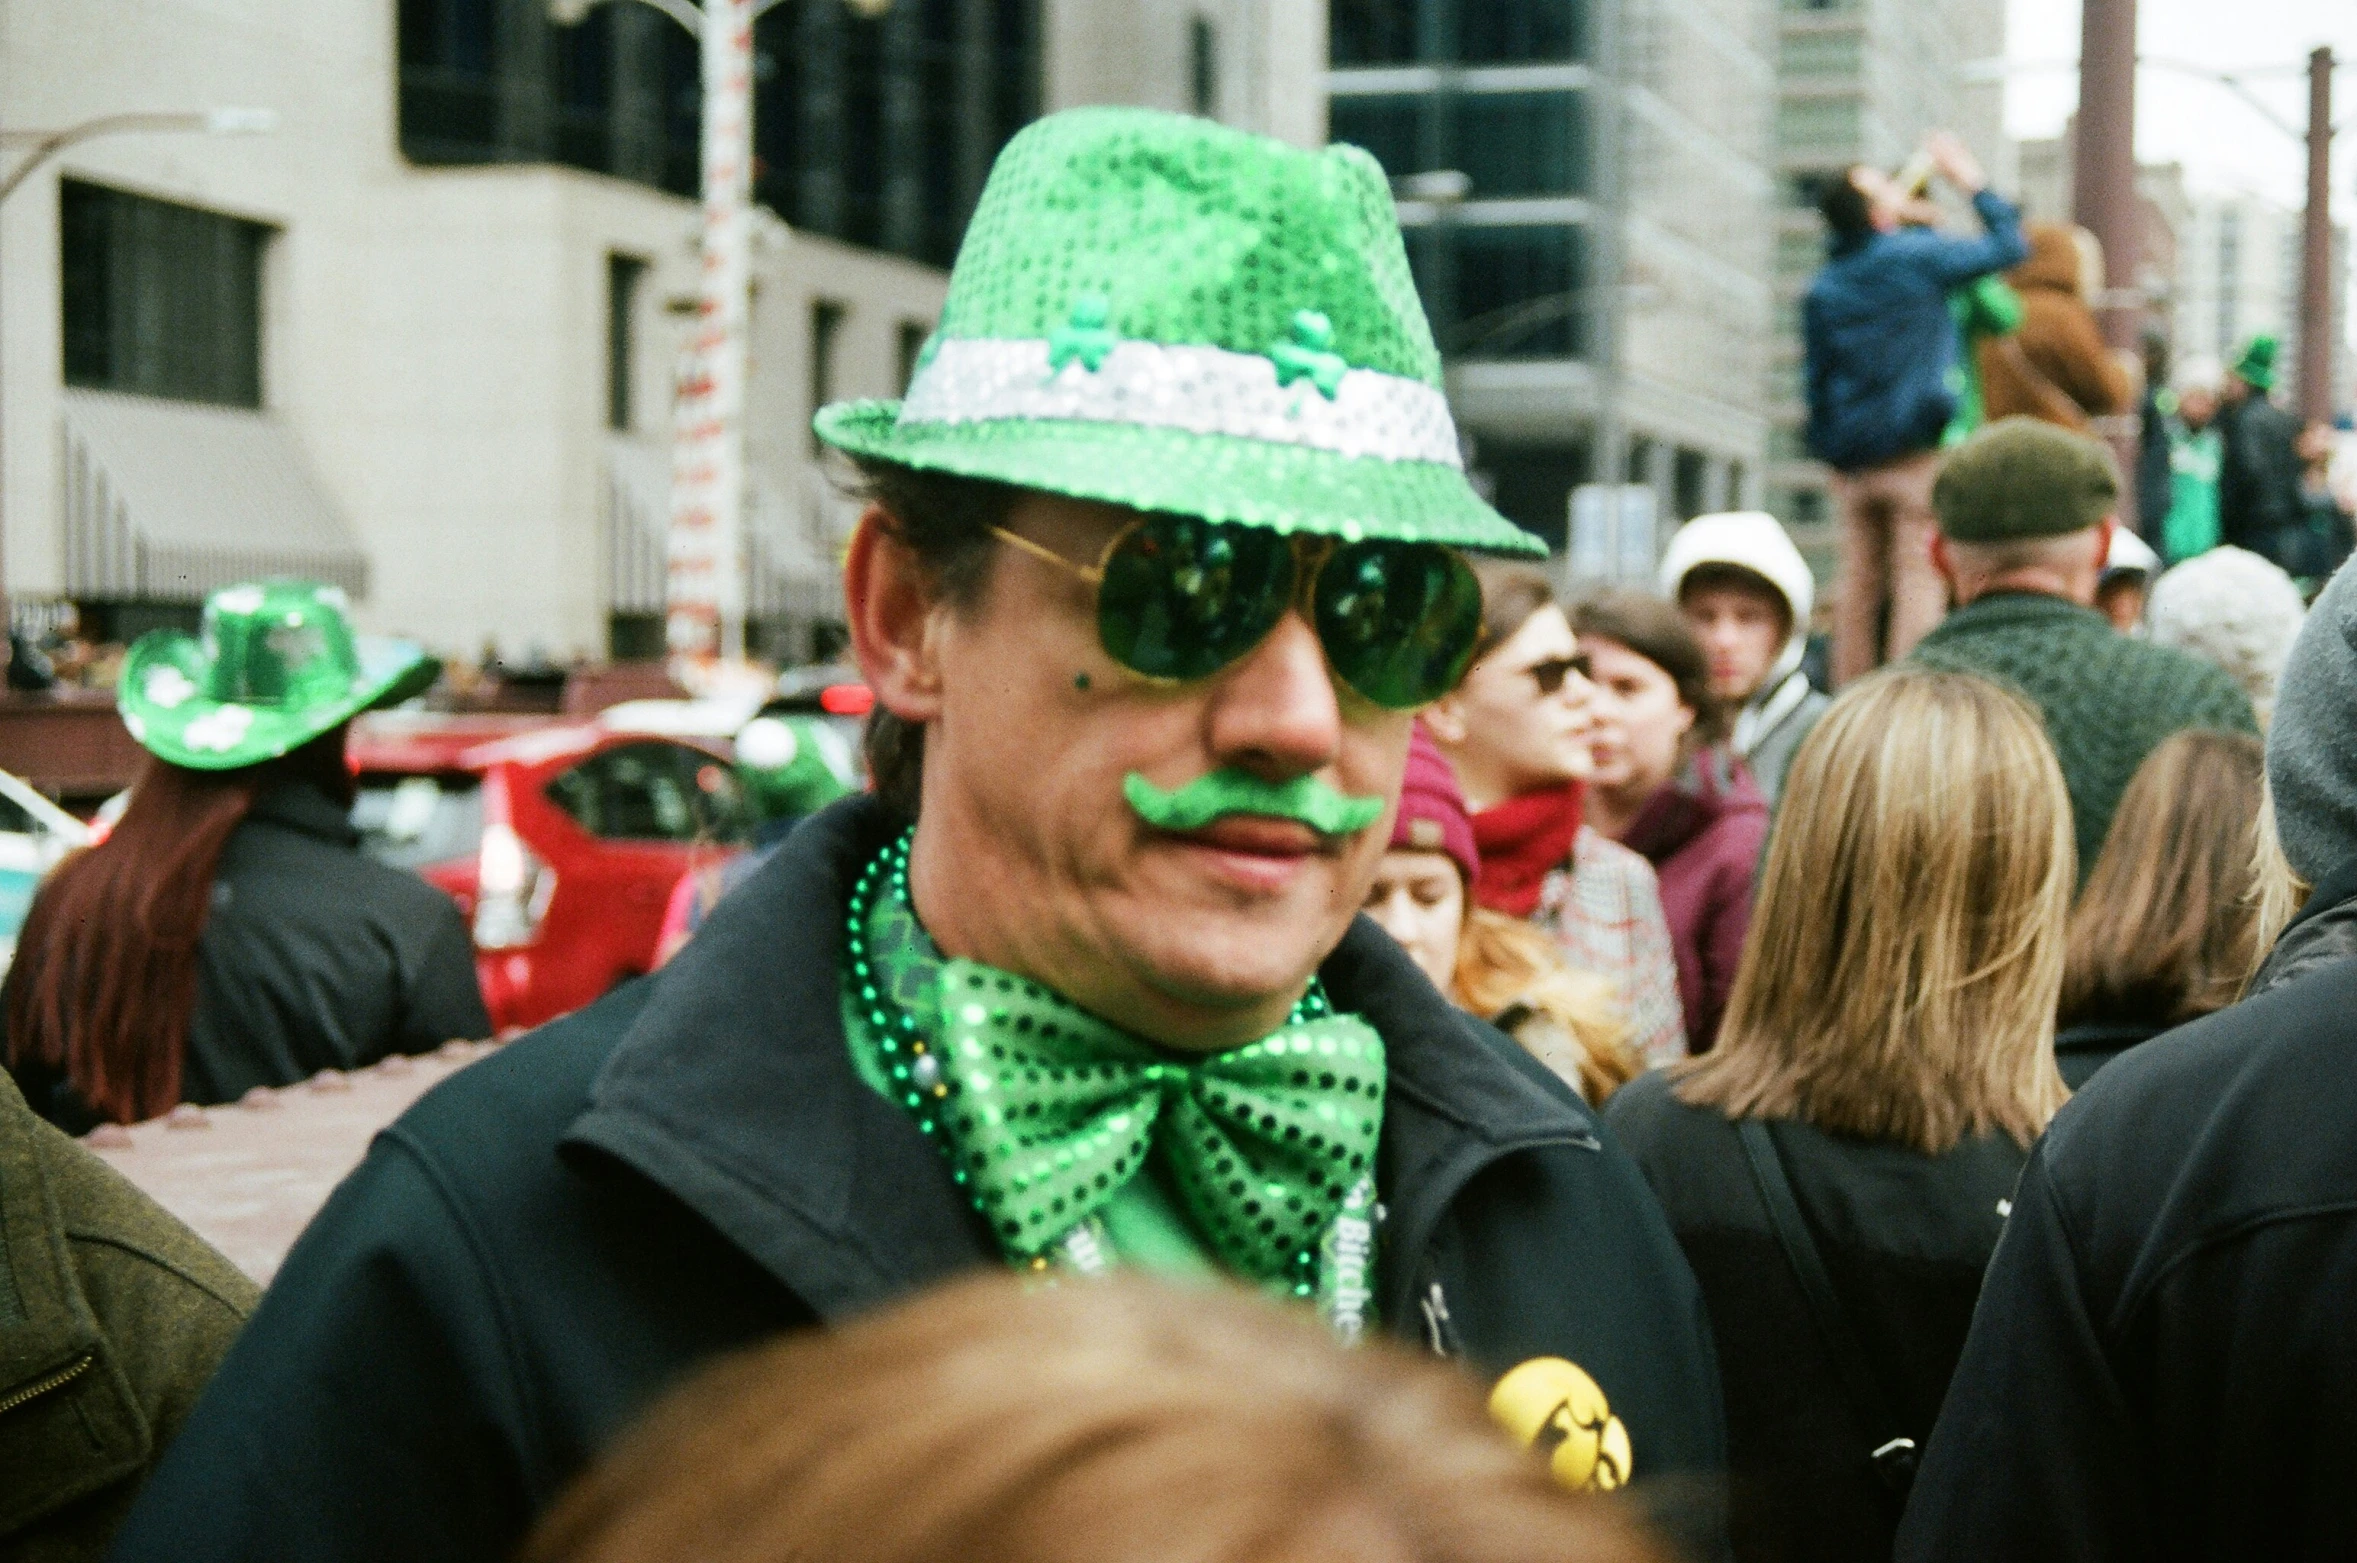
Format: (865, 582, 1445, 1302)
(1607, 1073, 2024, 1563)
(108, 798, 1728, 1563)
(2052, 1018, 2163, 1091)
(2217, 391, 2307, 563)
(12, 782, 489, 1129)
(1897, 881, 2357, 1562)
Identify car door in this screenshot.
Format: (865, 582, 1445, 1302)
(534, 740, 745, 1014)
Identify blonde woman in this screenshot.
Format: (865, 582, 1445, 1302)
(1605, 669, 2073, 1563)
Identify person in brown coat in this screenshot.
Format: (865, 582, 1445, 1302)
(0, 1070, 257, 1560)
(1978, 223, 2132, 432)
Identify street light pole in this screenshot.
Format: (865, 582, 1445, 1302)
(2300, 46, 2336, 426)
(555, 0, 886, 673)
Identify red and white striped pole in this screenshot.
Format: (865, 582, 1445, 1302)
(666, 0, 755, 667)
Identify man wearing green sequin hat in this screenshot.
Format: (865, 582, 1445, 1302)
(114, 109, 1726, 1563)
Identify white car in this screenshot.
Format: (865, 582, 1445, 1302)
(0, 769, 90, 974)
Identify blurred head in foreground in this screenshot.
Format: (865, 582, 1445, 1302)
(520, 1273, 1661, 1563)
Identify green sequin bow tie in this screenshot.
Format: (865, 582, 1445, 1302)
(931, 960, 1385, 1288)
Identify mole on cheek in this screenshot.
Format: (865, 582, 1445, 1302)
(1074, 672, 1092, 692)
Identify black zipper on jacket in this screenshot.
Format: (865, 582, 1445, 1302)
(1384, 1129, 1597, 1353)
(0, 1353, 93, 1418)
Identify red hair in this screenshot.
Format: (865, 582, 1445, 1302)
(5, 727, 352, 1123)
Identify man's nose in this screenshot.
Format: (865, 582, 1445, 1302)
(1203, 610, 1344, 778)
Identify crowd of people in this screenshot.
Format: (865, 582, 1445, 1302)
(4, 105, 2357, 1563)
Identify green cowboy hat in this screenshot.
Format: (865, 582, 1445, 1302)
(815, 107, 1543, 558)
(118, 579, 440, 771)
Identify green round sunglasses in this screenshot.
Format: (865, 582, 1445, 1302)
(990, 512, 1485, 710)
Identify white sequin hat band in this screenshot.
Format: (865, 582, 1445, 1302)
(897, 337, 1466, 469)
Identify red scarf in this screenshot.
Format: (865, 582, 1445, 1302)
(1471, 783, 1586, 917)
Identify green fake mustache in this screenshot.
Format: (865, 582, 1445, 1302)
(1123, 770, 1387, 838)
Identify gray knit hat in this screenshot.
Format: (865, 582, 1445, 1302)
(2266, 560, 2357, 881)
(1932, 417, 2121, 543)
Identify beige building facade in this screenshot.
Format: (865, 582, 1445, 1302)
(0, 0, 1324, 663)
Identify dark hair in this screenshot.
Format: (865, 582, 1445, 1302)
(1816, 168, 1872, 239)
(1673, 561, 1793, 635)
(520, 1273, 1663, 1563)
(1468, 560, 1558, 667)
(4, 727, 355, 1123)
(851, 460, 1022, 820)
(2060, 730, 2265, 1029)
(1568, 589, 1726, 747)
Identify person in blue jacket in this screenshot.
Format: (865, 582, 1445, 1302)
(1804, 133, 2027, 686)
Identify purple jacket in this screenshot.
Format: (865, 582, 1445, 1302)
(1620, 748, 1767, 1053)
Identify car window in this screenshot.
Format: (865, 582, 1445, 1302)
(546, 741, 747, 844)
(354, 773, 486, 870)
(0, 790, 37, 836)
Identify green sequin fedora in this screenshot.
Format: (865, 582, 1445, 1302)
(815, 107, 1544, 558)
(118, 580, 440, 771)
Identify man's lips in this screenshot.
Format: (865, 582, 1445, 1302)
(1159, 814, 1333, 858)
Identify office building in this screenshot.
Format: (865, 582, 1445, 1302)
(0, 0, 1324, 661)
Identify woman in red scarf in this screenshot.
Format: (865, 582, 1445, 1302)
(1423, 564, 1687, 1065)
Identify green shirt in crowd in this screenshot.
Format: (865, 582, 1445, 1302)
(1909, 591, 2259, 878)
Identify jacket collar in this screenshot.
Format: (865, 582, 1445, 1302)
(1733, 665, 1814, 757)
(1937, 589, 2108, 634)
(1621, 748, 1763, 863)
(241, 780, 359, 847)
(0, 1075, 150, 1535)
(562, 796, 1589, 1325)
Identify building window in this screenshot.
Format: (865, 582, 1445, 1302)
(1459, 0, 1583, 63)
(1673, 447, 1708, 520)
(60, 180, 269, 408)
(1189, 14, 1219, 117)
(1481, 441, 1591, 552)
(1454, 93, 1587, 197)
(395, 0, 1041, 270)
(1419, 225, 1588, 360)
(607, 253, 646, 432)
(810, 299, 848, 454)
(1332, 90, 1587, 197)
(896, 319, 933, 391)
(1331, 0, 1584, 66)
(1331, 0, 1420, 65)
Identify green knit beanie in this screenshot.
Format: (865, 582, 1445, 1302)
(1932, 416, 2121, 543)
(2233, 333, 2278, 392)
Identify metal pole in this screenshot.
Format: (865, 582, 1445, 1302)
(665, 0, 754, 666)
(2070, 0, 2141, 529)
(2299, 46, 2335, 427)
(1589, 0, 1625, 587)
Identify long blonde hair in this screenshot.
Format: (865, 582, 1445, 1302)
(1452, 908, 1641, 1104)
(1675, 669, 2074, 1152)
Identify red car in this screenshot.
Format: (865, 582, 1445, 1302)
(348, 713, 751, 1032)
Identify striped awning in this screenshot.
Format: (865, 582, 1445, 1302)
(61, 389, 367, 602)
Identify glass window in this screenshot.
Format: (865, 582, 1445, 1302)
(1459, 0, 1584, 63)
(60, 181, 269, 408)
(1189, 14, 1219, 116)
(1331, 0, 1422, 65)
(607, 254, 646, 432)
(1674, 447, 1709, 520)
(1425, 225, 1587, 360)
(354, 773, 486, 871)
(1481, 442, 1591, 551)
(1455, 92, 1586, 197)
(1328, 96, 1421, 181)
(546, 742, 751, 843)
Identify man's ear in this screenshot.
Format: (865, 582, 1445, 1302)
(844, 507, 951, 724)
(1928, 531, 1959, 590)
(2094, 516, 2118, 572)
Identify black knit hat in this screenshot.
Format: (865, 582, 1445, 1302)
(1932, 417, 2121, 543)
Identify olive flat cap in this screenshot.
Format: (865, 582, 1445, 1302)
(1932, 416, 2121, 543)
